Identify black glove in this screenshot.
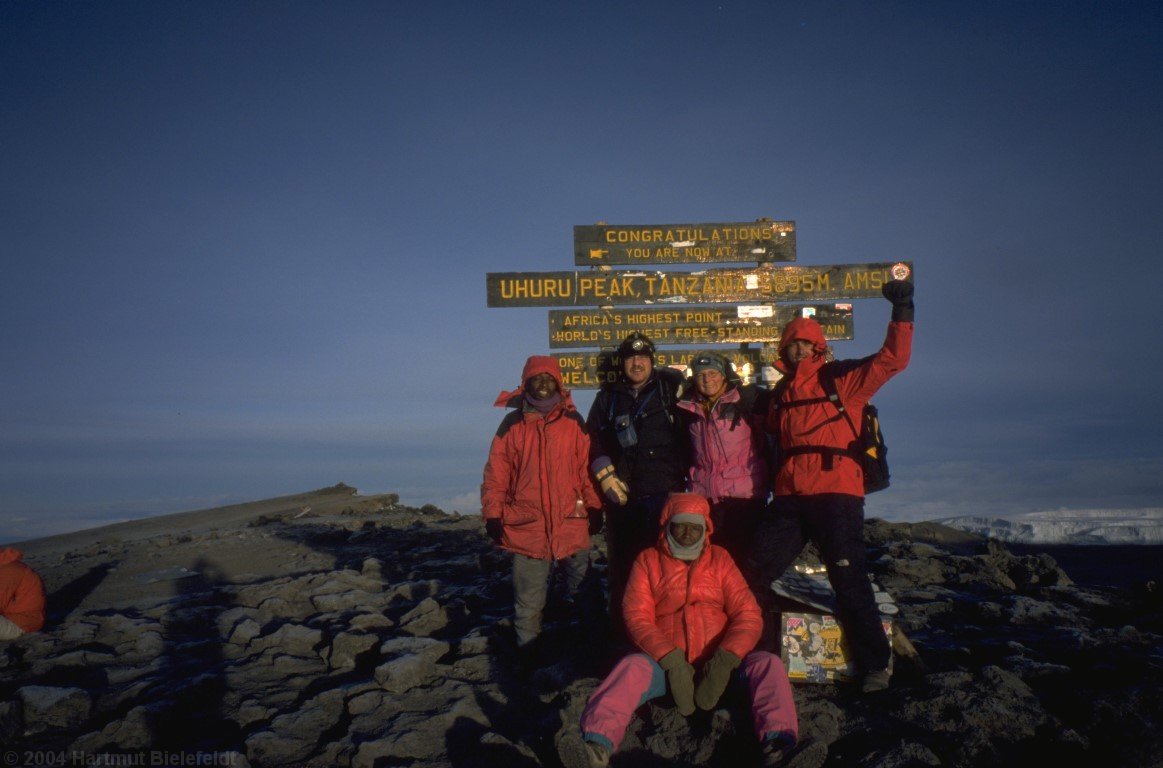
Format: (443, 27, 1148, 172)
(484, 517, 504, 544)
(587, 508, 604, 536)
(882, 279, 914, 322)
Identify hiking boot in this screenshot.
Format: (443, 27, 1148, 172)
(861, 668, 891, 694)
(585, 741, 611, 768)
(761, 741, 787, 767)
(558, 731, 610, 768)
(762, 738, 827, 768)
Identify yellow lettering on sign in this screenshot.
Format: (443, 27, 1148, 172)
(498, 277, 572, 300)
(605, 229, 664, 243)
(843, 270, 885, 291)
(683, 310, 722, 324)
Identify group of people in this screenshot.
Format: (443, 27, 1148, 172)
(481, 280, 914, 767)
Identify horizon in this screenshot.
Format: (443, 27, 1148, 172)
(4, 483, 1163, 545)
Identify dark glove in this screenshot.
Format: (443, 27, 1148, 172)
(659, 648, 696, 716)
(587, 508, 604, 536)
(694, 648, 742, 710)
(591, 458, 629, 506)
(484, 517, 504, 544)
(881, 279, 915, 322)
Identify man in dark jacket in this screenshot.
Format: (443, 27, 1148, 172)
(745, 279, 914, 694)
(587, 332, 688, 641)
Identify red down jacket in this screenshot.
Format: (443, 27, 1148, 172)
(768, 318, 913, 497)
(0, 547, 46, 633)
(622, 493, 762, 665)
(480, 356, 602, 561)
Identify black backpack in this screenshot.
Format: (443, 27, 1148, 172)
(770, 359, 890, 494)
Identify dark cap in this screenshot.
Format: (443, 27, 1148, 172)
(691, 353, 727, 376)
(618, 332, 655, 359)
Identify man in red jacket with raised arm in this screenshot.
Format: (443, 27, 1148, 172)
(745, 279, 914, 694)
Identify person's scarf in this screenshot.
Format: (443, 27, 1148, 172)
(524, 392, 561, 415)
(666, 512, 707, 561)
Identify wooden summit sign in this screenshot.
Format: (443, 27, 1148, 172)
(486, 261, 912, 307)
(548, 303, 854, 348)
(574, 220, 796, 265)
(554, 348, 778, 389)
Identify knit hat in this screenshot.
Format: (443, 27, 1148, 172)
(691, 353, 727, 376)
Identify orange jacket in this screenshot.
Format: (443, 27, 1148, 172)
(622, 493, 762, 665)
(481, 356, 602, 561)
(768, 319, 912, 497)
(0, 548, 46, 633)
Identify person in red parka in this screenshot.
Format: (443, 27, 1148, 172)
(0, 547, 46, 640)
(745, 279, 914, 695)
(481, 355, 603, 648)
(559, 493, 805, 768)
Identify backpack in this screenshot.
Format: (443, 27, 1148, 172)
(770, 359, 890, 494)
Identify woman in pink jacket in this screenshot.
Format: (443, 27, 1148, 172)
(559, 493, 803, 768)
(677, 352, 769, 563)
(481, 356, 602, 649)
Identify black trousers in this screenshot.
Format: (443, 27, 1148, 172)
(604, 492, 668, 643)
(709, 496, 764, 567)
(744, 494, 890, 674)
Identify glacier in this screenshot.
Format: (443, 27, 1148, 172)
(935, 508, 1163, 545)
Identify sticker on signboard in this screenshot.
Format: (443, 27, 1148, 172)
(891, 262, 911, 281)
(737, 305, 774, 319)
(800, 306, 817, 318)
(745, 274, 759, 290)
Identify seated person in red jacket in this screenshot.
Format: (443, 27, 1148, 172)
(481, 356, 603, 648)
(559, 493, 805, 768)
(0, 547, 46, 640)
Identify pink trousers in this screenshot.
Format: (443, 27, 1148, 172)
(579, 650, 798, 752)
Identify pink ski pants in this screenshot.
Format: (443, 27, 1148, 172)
(578, 650, 798, 752)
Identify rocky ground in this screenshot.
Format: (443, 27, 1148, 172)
(2, 486, 1162, 767)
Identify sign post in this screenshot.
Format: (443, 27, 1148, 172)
(547, 304, 854, 348)
(574, 220, 796, 265)
(486, 262, 912, 308)
(485, 219, 913, 389)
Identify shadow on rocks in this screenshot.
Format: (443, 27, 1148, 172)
(146, 556, 242, 751)
(47, 561, 119, 624)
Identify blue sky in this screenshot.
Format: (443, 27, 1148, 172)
(3, 1, 1162, 541)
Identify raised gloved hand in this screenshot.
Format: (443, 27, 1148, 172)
(881, 279, 915, 322)
(659, 648, 697, 716)
(592, 458, 629, 506)
(484, 517, 504, 544)
(587, 507, 604, 536)
(694, 648, 742, 710)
